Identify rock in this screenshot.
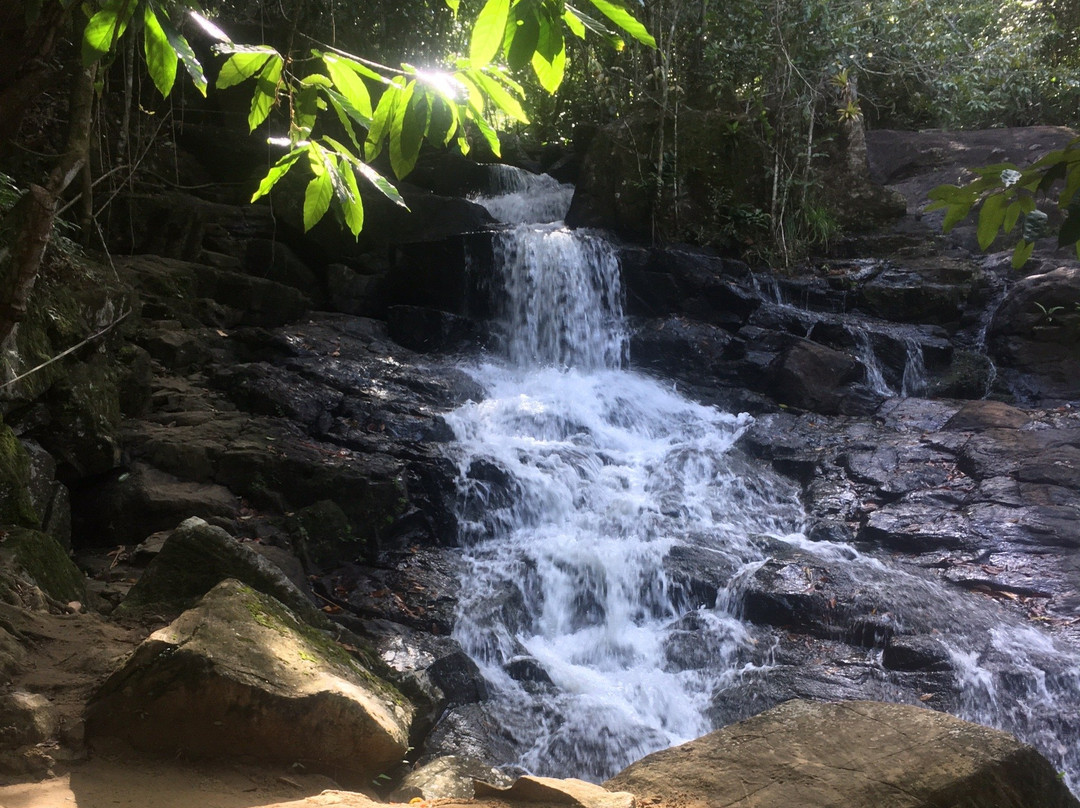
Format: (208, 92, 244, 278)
(629, 316, 741, 380)
(73, 462, 239, 546)
(768, 339, 884, 415)
(37, 361, 122, 481)
(944, 400, 1030, 431)
(988, 266, 1080, 402)
(386, 305, 482, 353)
(0, 527, 86, 603)
(287, 500, 362, 573)
(389, 755, 509, 801)
(117, 516, 322, 623)
(86, 579, 414, 781)
(0, 420, 39, 527)
(0, 691, 57, 748)
(475, 776, 636, 808)
(606, 700, 1079, 808)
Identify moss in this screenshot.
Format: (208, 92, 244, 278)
(1, 527, 85, 603)
(0, 421, 38, 528)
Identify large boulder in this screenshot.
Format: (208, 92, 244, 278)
(768, 339, 884, 415)
(606, 700, 1079, 808)
(86, 579, 414, 780)
(988, 266, 1080, 402)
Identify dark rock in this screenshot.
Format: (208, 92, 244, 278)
(629, 316, 740, 379)
(72, 462, 239, 547)
(387, 305, 482, 353)
(882, 635, 954, 672)
(287, 500, 361, 573)
(989, 266, 1080, 401)
(419, 702, 522, 770)
(389, 755, 511, 801)
(504, 656, 554, 685)
(944, 400, 1030, 431)
(767, 339, 884, 415)
(117, 516, 322, 622)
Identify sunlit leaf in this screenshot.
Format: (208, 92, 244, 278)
(188, 11, 231, 43)
(324, 54, 374, 119)
(250, 147, 305, 202)
(159, 13, 208, 95)
(303, 171, 333, 231)
(365, 79, 404, 161)
(216, 49, 275, 89)
(469, 69, 529, 123)
(531, 17, 565, 93)
(248, 55, 283, 131)
(143, 3, 177, 97)
(470, 0, 511, 67)
(390, 85, 427, 178)
(507, 7, 541, 71)
(584, 0, 654, 47)
(338, 160, 364, 237)
(563, 7, 586, 38)
(82, 0, 134, 65)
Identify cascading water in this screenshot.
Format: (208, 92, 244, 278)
(444, 168, 1080, 791)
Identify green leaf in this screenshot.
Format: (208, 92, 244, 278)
(365, 80, 404, 161)
(216, 49, 274, 90)
(470, 0, 511, 67)
(976, 193, 1007, 250)
(584, 0, 654, 47)
(1060, 202, 1080, 248)
(303, 171, 334, 231)
(390, 85, 426, 178)
(143, 3, 177, 97)
(445, 0, 460, 13)
(323, 54, 374, 119)
(531, 17, 565, 93)
(469, 69, 529, 123)
(82, 1, 134, 65)
(563, 7, 587, 38)
(1011, 239, 1035, 270)
(250, 148, 305, 202)
(294, 83, 320, 140)
(159, 13, 208, 95)
(187, 12, 231, 43)
(248, 55, 283, 131)
(507, 8, 541, 71)
(1003, 200, 1022, 234)
(338, 161, 364, 238)
(942, 198, 974, 234)
(565, 3, 624, 48)
(351, 156, 409, 207)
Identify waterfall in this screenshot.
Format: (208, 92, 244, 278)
(445, 169, 1080, 790)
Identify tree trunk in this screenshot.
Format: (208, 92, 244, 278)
(0, 62, 96, 345)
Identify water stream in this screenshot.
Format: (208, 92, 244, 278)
(444, 168, 1080, 789)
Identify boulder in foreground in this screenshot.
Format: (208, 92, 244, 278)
(605, 700, 1078, 808)
(86, 578, 414, 781)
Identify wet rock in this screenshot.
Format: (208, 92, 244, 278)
(386, 305, 482, 353)
(767, 339, 883, 415)
(882, 635, 953, 672)
(38, 361, 122, 482)
(118, 516, 322, 623)
(390, 755, 510, 801)
(989, 266, 1080, 402)
(87, 579, 414, 781)
(856, 264, 970, 325)
(420, 702, 523, 770)
(504, 656, 554, 685)
(859, 490, 978, 553)
(629, 316, 741, 379)
(607, 700, 1080, 808)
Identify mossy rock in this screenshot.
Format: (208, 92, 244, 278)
(86, 578, 415, 780)
(0, 422, 38, 528)
(40, 360, 122, 480)
(287, 499, 361, 572)
(117, 516, 324, 624)
(0, 527, 85, 603)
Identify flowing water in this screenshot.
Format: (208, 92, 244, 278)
(445, 168, 1080, 790)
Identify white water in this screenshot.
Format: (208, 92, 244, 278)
(445, 169, 1080, 790)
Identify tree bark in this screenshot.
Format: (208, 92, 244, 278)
(0, 62, 96, 345)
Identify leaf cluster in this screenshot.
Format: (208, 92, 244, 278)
(927, 137, 1080, 269)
